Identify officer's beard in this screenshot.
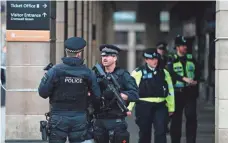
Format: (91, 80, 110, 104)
(103, 61, 116, 73)
(177, 50, 187, 57)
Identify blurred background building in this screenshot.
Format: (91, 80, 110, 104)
(0, 1, 222, 143)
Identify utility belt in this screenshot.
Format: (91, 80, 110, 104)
(50, 103, 85, 111)
(95, 111, 125, 119)
(95, 114, 125, 119)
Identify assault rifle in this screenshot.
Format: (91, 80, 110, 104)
(92, 63, 129, 113)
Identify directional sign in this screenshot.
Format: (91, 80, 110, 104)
(6, 1, 51, 42)
(6, 1, 50, 30)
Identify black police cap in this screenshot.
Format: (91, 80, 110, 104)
(175, 35, 187, 46)
(99, 44, 121, 56)
(156, 42, 167, 50)
(64, 37, 86, 53)
(143, 48, 159, 59)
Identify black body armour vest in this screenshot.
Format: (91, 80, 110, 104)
(138, 66, 169, 98)
(50, 64, 88, 111)
(97, 68, 128, 118)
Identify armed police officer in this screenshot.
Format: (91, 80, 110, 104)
(130, 48, 175, 143)
(38, 37, 101, 143)
(168, 35, 200, 143)
(92, 44, 139, 143)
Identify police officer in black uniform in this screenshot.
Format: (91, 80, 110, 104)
(38, 37, 101, 143)
(92, 44, 139, 143)
(156, 42, 173, 134)
(168, 35, 200, 143)
(156, 42, 168, 69)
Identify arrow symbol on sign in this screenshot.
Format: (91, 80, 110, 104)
(42, 13, 47, 17)
(43, 3, 47, 8)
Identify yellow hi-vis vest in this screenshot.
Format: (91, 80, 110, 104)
(173, 54, 195, 88)
(128, 68, 175, 112)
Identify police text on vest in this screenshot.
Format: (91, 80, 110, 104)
(65, 77, 82, 83)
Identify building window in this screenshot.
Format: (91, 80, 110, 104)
(183, 21, 196, 37)
(113, 11, 136, 23)
(114, 31, 128, 44)
(160, 11, 170, 32)
(136, 32, 145, 45)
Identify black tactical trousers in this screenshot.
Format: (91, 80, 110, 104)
(170, 89, 197, 143)
(85, 114, 94, 140)
(135, 102, 168, 143)
(49, 112, 88, 143)
(93, 118, 129, 143)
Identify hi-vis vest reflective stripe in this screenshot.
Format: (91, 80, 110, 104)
(173, 54, 195, 88)
(127, 97, 166, 111)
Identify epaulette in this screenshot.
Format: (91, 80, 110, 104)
(135, 65, 145, 72)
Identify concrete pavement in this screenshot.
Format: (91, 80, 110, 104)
(5, 98, 214, 143)
(126, 99, 215, 143)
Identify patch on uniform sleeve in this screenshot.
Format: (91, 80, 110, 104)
(42, 73, 49, 84)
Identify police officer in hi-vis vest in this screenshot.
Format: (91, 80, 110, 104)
(168, 35, 200, 143)
(129, 48, 175, 143)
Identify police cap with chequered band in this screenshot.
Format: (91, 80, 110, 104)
(143, 48, 159, 59)
(99, 44, 121, 56)
(64, 37, 87, 53)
